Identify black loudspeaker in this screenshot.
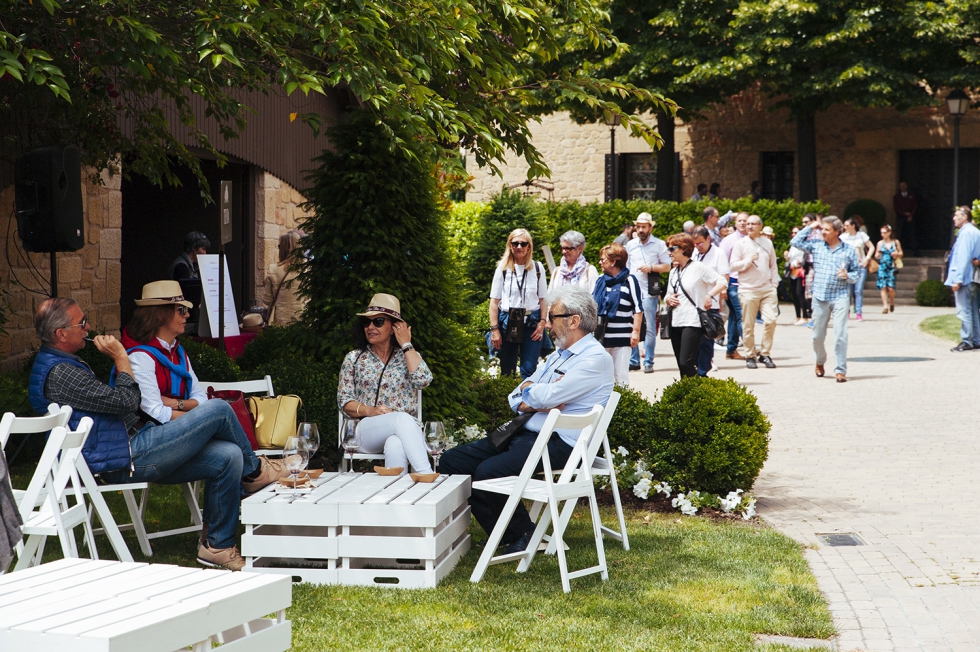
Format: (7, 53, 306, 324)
(14, 145, 85, 252)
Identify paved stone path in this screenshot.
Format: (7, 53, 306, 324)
(629, 304, 980, 652)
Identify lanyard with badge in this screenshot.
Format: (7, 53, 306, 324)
(504, 266, 529, 344)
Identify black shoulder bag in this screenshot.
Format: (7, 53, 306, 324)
(676, 266, 725, 339)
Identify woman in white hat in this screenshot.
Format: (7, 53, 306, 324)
(122, 280, 209, 421)
(337, 294, 433, 474)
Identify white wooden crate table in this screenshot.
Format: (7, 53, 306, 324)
(241, 472, 471, 588)
(0, 557, 291, 652)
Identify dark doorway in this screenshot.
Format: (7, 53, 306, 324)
(898, 149, 980, 251)
(120, 159, 252, 328)
(760, 152, 794, 200)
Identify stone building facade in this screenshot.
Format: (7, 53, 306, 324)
(467, 88, 980, 228)
(0, 167, 309, 372)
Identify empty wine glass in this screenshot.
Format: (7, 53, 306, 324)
(424, 421, 447, 473)
(341, 420, 362, 473)
(283, 436, 309, 483)
(297, 422, 320, 458)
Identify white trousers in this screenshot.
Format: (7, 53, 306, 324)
(355, 411, 433, 473)
(605, 346, 631, 386)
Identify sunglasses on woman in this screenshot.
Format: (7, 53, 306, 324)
(510, 241, 530, 248)
(363, 317, 388, 328)
(176, 306, 190, 316)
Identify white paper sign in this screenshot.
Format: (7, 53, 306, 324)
(197, 254, 240, 338)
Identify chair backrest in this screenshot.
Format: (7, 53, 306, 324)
(203, 375, 275, 397)
(552, 407, 604, 485)
(584, 391, 620, 471)
(0, 404, 72, 450)
(22, 418, 93, 529)
(510, 407, 602, 492)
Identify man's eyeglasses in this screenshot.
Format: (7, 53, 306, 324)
(748, 222, 763, 227)
(548, 312, 573, 321)
(364, 317, 388, 328)
(63, 318, 88, 331)
(510, 241, 530, 248)
(560, 245, 577, 251)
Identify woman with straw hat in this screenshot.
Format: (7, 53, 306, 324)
(338, 293, 433, 474)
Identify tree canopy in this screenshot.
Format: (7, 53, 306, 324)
(1, 0, 674, 189)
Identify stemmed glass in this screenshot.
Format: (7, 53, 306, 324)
(296, 422, 320, 460)
(282, 436, 309, 485)
(424, 421, 447, 473)
(341, 420, 362, 473)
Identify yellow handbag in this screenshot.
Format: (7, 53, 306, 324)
(248, 394, 303, 449)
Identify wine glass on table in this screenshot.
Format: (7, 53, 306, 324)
(297, 422, 320, 460)
(424, 421, 447, 473)
(282, 436, 309, 485)
(341, 420, 362, 474)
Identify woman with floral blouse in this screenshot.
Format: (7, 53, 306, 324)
(337, 293, 433, 474)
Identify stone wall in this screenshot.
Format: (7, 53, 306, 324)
(467, 88, 980, 221)
(0, 167, 122, 372)
(253, 171, 312, 304)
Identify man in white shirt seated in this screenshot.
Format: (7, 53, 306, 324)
(441, 286, 614, 554)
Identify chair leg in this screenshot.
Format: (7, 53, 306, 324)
(14, 535, 44, 571)
(587, 488, 609, 581)
(77, 464, 134, 562)
(547, 493, 572, 593)
(469, 491, 528, 584)
(182, 482, 204, 527)
(517, 504, 553, 573)
(123, 488, 153, 557)
(602, 438, 630, 550)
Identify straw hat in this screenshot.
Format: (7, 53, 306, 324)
(634, 212, 656, 226)
(761, 226, 775, 236)
(241, 313, 265, 331)
(135, 280, 193, 308)
(356, 293, 403, 321)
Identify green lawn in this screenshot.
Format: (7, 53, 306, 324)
(920, 314, 961, 342)
(8, 468, 834, 652)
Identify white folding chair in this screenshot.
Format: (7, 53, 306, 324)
(14, 419, 98, 570)
(532, 391, 629, 552)
(469, 406, 608, 593)
(338, 389, 422, 471)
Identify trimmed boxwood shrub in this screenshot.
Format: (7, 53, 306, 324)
(649, 376, 770, 495)
(179, 337, 241, 383)
(605, 385, 657, 457)
(916, 279, 954, 307)
(469, 372, 521, 432)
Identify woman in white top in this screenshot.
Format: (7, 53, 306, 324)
(489, 228, 548, 378)
(840, 218, 874, 321)
(663, 233, 727, 378)
(549, 230, 599, 292)
(263, 230, 308, 326)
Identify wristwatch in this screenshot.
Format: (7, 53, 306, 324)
(401, 343, 415, 352)
(177, 399, 184, 411)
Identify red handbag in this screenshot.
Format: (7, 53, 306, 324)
(207, 387, 258, 450)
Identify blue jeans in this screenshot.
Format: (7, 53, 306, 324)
(497, 309, 544, 379)
(726, 280, 743, 354)
(630, 295, 660, 368)
(849, 267, 868, 315)
(102, 400, 258, 550)
(811, 295, 850, 375)
(696, 309, 719, 376)
(440, 430, 573, 544)
(954, 283, 980, 346)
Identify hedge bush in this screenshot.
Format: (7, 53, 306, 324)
(605, 385, 657, 457)
(648, 376, 770, 495)
(916, 279, 954, 307)
(179, 337, 241, 383)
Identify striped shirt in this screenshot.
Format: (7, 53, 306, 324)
(596, 274, 643, 348)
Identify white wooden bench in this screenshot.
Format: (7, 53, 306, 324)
(242, 472, 470, 588)
(0, 558, 292, 651)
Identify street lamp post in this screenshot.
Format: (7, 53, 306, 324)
(604, 111, 621, 201)
(946, 90, 970, 247)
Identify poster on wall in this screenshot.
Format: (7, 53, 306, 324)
(197, 254, 240, 338)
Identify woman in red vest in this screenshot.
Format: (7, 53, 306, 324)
(122, 280, 208, 421)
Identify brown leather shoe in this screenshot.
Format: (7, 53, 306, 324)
(815, 364, 825, 377)
(726, 351, 745, 360)
(835, 373, 846, 383)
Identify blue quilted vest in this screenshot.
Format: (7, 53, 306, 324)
(28, 347, 132, 474)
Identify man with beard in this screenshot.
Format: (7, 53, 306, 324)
(440, 286, 614, 554)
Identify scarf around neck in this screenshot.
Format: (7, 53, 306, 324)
(558, 254, 589, 286)
(592, 267, 631, 318)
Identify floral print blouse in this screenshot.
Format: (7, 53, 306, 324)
(337, 347, 432, 417)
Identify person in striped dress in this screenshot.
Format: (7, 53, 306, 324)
(592, 243, 643, 386)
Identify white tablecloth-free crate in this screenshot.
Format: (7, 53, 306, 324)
(0, 557, 291, 652)
(241, 472, 471, 588)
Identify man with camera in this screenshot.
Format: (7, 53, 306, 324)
(625, 212, 671, 373)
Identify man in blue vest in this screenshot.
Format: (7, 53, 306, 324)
(28, 297, 284, 570)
